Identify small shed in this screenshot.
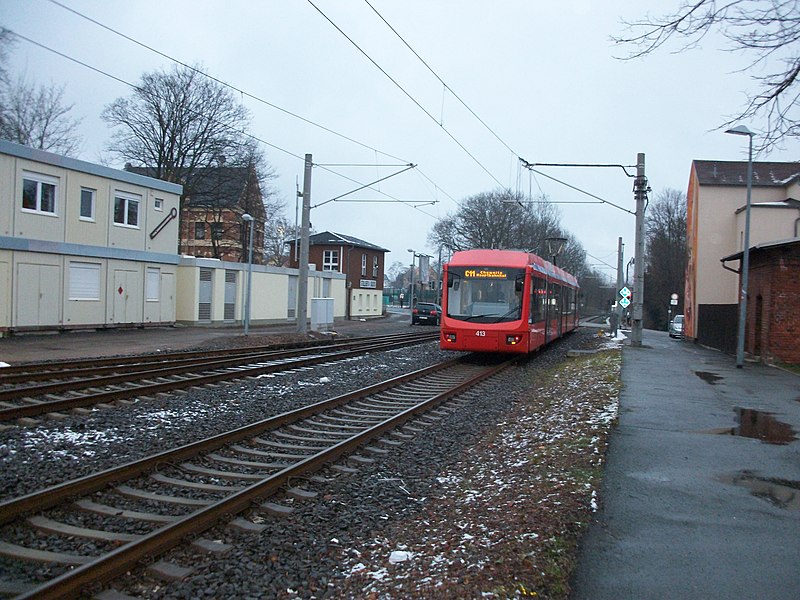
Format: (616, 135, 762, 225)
(722, 238, 800, 365)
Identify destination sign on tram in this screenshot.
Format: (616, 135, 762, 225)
(463, 269, 509, 279)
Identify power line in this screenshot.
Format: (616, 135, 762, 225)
(7, 29, 442, 220)
(520, 160, 635, 215)
(45, 0, 411, 166)
(362, 0, 518, 157)
(6, 30, 306, 163)
(44, 0, 460, 212)
(305, 0, 506, 190)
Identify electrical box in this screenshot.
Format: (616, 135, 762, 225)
(311, 297, 334, 331)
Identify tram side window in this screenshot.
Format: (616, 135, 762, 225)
(551, 283, 561, 317)
(566, 287, 576, 315)
(530, 277, 547, 322)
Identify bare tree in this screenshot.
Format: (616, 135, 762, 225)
(0, 30, 83, 156)
(264, 214, 299, 266)
(427, 188, 586, 272)
(102, 63, 252, 186)
(104, 65, 289, 259)
(613, 0, 800, 149)
(644, 188, 688, 328)
(0, 29, 13, 88)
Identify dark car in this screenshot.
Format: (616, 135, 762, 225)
(412, 302, 442, 326)
(669, 314, 684, 338)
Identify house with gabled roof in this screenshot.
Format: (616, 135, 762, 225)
(685, 159, 800, 352)
(287, 231, 389, 319)
(127, 164, 265, 264)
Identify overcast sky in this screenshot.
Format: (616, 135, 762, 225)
(4, 0, 799, 278)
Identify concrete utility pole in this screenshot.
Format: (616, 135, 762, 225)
(612, 236, 623, 337)
(297, 154, 312, 335)
(631, 153, 647, 347)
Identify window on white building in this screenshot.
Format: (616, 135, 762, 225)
(68, 262, 100, 300)
(323, 250, 339, 271)
(80, 188, 96, 221)
(154, 198, 164, 211)
(113, 191, 140, 227)
(21, 171, 58, 215)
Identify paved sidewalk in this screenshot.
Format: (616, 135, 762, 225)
(571, 329, 800, 599)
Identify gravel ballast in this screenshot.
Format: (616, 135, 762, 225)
(0, 327, 622, 598)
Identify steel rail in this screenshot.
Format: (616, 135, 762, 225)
(0, 332, 431, 382)
(0, 333, 438, 421)
(0, 358, 462, 523)
(10, 355, 517, 599)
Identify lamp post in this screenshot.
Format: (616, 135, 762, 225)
(725, 125, 755, 368)
(241, 213, 254, 336)
(407, 248, 415, 325)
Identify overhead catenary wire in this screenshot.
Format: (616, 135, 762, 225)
(306, 0, 506, 190)
(362, 0, 635, 218)
(45, 0, 410, 166)
(5, 28, 439, 219)
(43, 0, 461, 211)
(362, 0, 519, 158)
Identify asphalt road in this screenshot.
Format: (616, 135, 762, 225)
(571, 329, 800, 599)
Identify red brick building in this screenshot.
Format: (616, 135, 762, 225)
(722, 239, 800, 365)
(287, 231, 388, 319)
(127, 165, 265, 264)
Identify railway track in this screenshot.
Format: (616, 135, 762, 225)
(0, 331, 438, 423)
(0, 354, 518, 599)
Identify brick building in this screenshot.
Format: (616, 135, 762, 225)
(287, 231, 388, 319)
(686, 160, 800, 351)
(127, 165, 265, 264)
(722, 239, 800, 365)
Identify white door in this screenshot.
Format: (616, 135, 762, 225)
(16, 264, 60, 327)
(113, 269, 141, 323)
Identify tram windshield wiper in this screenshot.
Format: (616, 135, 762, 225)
(491, 307, 522, 323)
(454, 314, 495, 321)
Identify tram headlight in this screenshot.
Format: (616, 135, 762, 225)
(506, 334, 523, 345)
(445, 333, 457, 343)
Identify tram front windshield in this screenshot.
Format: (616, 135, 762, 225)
(446, 266, 525, 323)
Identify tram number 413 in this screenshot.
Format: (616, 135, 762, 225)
(475, 331, 486, 337)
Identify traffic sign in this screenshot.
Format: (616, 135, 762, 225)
(620, 296, 631, 308)
(619, 286, 631, 298)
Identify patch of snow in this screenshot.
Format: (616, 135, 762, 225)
(389, 550, 414, 563)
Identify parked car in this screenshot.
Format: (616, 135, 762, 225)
(669, 314, 684, 338)
(412, 302, 442, 326)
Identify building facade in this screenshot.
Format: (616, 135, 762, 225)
(287, 232, 388, 319)
(127, 165, 265, 264)
(685, 160, 800, 348)
(0, 140, 183, 333)
(721, 239, 800, 365)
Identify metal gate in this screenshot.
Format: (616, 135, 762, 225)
(198, 268, 213, 322)
(224, 270, 237, 322)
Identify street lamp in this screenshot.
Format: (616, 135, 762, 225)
(407, 248, 415, 324)
(241, 213, 254, 336)
(544, 236, 567, 266)
(724, 125, 754, 368)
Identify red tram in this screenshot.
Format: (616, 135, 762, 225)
(440, 249, 579, 354)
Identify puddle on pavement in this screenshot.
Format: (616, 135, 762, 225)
(695, 371, 723, 384)
(701, 408, 797, 444)
(719, 472, 800, 511)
